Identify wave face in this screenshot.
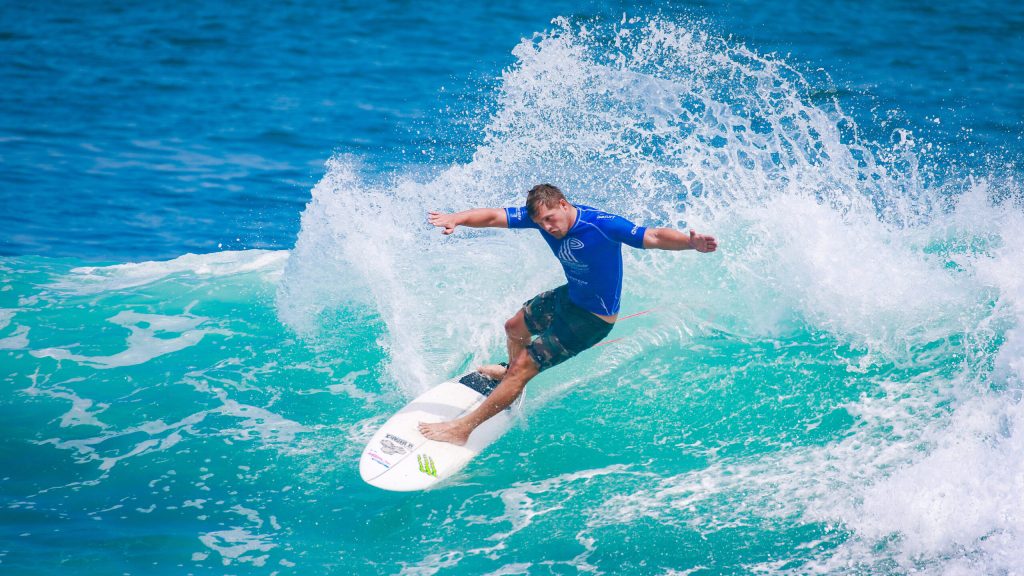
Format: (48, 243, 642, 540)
(4, 15, 1024, 575)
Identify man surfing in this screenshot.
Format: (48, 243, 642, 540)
(419, 184, 718, 445)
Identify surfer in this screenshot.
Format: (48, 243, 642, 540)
(418, 184, 718, 445)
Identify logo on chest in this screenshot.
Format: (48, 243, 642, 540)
(558, 238, 585, 263)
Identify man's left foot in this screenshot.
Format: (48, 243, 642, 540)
(477, 364, 507, 380)
(418, 420, 472, 446)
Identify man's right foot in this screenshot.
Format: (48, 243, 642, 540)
(476, 364, 507, 381)
(418, 419, 472, 446)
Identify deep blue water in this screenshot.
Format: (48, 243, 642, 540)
(2, 1, 1021, 259)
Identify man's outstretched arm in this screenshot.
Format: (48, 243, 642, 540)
(643, 228, 718, 252)
(428, 208, 508, 235)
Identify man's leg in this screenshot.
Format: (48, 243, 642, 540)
(418, 348, 540, 446)
(478, 308, 531, 380)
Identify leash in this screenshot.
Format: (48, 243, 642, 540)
(594, 308, 656, 348)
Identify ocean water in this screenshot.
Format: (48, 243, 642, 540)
(2, 2, 1024, 575)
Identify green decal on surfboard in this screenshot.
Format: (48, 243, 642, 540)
(418, 454, 438, 477)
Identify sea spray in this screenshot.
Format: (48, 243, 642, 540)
(277, 15, 1024, 572)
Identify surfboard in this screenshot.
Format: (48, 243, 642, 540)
(359, 370, 517, 491)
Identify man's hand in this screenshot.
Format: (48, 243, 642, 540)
(690, 229, 718, 253)
(427, 208, 507, 233)
(643, 227, 719, 251)
(428, 211, 460, 235)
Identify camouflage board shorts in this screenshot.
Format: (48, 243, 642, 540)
(522, 284, 614, 371)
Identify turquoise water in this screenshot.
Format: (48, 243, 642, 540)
(3, 3, 1024, 575)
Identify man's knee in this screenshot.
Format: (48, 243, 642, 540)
(505, 310, 529, 337)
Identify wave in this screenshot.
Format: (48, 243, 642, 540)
(277, 15, 1024, 573)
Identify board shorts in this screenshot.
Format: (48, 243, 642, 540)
(522, 284, 615, 371)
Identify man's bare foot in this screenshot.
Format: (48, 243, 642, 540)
(418, 420, 472, 446)
(477, 363, 507, 380)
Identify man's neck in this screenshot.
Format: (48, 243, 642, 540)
(567, 204, 579, 230)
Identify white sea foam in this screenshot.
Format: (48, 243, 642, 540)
(0, 308, 16, 330)
(397, 550, 464, 576)
(23, 377, 107, 429)
(401, 465, 635, 573)
(36, 410, 209, 474)
(51, 249, 288, 294)
(326, 369, 377, 402)
(31, 310, 228, 369)
(198, 527, 275, 567)
(216, 395, 311, 447)
(0, 324, 29, 350)
(0, 307, 29, 351)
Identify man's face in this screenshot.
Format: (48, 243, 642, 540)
(530, 200, 574, 238)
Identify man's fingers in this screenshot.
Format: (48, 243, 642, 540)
(697, 232, 718, 252)
(690, 231, 717, 252)
(428, 212, 448, 228)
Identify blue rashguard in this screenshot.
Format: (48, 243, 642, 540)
(504, 204, 646, 316)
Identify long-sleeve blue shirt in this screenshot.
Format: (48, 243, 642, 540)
(505, 204, 646, 315)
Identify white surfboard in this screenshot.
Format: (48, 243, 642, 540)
(359, 370, 518, 491)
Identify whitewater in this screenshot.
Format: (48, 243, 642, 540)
(3, 15, 1024, 575)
